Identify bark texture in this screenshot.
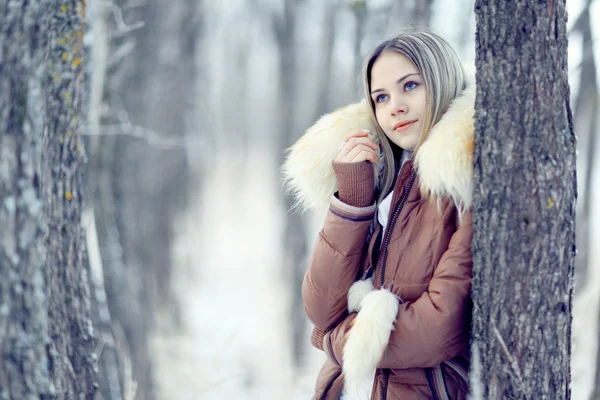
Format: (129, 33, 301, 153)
(0, 2, 55, 398)
(43, 1, 97, 398)
(0, 1, 97, 399)
(471, 1, 576, 399)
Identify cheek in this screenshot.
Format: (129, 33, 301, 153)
(417, 92, 427, 114)
(375, 108, 385, 127)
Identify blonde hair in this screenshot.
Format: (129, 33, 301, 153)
(362, 31, 467, 203)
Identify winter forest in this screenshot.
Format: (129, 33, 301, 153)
(1, 0, 599, 399)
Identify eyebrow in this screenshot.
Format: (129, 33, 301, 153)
(370, 73, 421, 95)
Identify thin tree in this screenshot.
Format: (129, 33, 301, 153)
(471, 1, 576, 399)
(313, 3, 338, 119)
(0, 0, 97, 398)
(571, 0, 598, 289)
(565, 2, 600, 397)
(412, 0, 435, 28)
(84, 2, 125, 398)
(265, 0, 310, 366)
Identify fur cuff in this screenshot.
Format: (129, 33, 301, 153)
(347, 277, 375, 313)
(342, 289, 399, 391)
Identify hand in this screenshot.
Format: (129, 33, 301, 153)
(335, 130, 379, 164)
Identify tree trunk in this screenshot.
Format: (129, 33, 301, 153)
(84, 2, 124, 399)
(471, 1, 576, 399)
(412, 0, 434, 28)
(272, 0, 310, 367)
(0, 1, 55, 397)
(313, 4, 337, 119)
(572, 1, 598, 290)
(43, 1, 97, 398)
(352, 1, 367, 84)
(0, 1, 97, 398)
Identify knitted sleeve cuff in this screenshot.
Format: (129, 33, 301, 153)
(311, 327, 326, 351)
(332, 161, 375, 207)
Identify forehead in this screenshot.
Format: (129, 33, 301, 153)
(370, 52, 419, 88)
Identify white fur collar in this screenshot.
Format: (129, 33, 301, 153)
(282, 84, 475, 213)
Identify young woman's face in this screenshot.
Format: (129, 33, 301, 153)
(370, 51, 426, 152)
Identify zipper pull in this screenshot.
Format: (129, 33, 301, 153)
(361, 266, 375, 280)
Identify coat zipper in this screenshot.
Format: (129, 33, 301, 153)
(373, 168, 416, 400)
(378, 170, 416, 288)
(381, 369, 389, 400)
(319, 369, 342, 400)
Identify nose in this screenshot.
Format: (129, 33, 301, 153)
(390, 97, 408, 116)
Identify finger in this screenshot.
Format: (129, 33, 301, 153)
(345, 137, 378, 152)
(336, 144, 378, 163)
(344, 143, 371, 160)
(335, 141, 364, 162)
(351, 150, 379, 164)
(334, 149, 358, 163)
(345, 145, 379, 163)
(343, 129, 371, 142)
(334, 151, 350, 162)
(334, 144, 355, 162)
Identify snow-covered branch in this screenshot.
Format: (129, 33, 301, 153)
(103, 1, 144, 38)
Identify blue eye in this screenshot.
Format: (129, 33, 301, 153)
(375, 94, 388, 103)
(404, 81, 419, 91)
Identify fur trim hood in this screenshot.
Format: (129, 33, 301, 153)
(282, 83, 475, 213)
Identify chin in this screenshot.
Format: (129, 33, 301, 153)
(395, 141, 417, 152)
(384, 132, 417, 151)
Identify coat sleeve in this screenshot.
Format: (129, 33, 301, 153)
(302, 194, 376, 332)
(326, 210, 473, 368)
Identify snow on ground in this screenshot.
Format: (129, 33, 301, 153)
(150, 147, 325, 399)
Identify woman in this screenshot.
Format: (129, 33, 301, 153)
(283, 31, 475, 399)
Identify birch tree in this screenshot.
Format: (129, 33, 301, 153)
(471, 1, 576, 398)
(0, 0, 97, 398)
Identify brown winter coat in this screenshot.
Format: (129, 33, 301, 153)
(282, 82, 476, 400)
(305, 159, 472, 399)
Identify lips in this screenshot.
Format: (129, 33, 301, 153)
(393, 120, 417, 131)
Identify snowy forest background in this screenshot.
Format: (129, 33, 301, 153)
(52, 0, 600, 398)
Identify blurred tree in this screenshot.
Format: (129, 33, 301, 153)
(412, 0, 434, 27)
(572, 0, 598, 290)
(85, 0, 199, 398)
(471, 1, 575, 398)
(314, 3, 338, 119)
(352, 0, 368, 78)
(272, 0, 309, 366)
(84, 3, 126, 399)
(569, 2, 600, 396)
(0, 0, 97, 398)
